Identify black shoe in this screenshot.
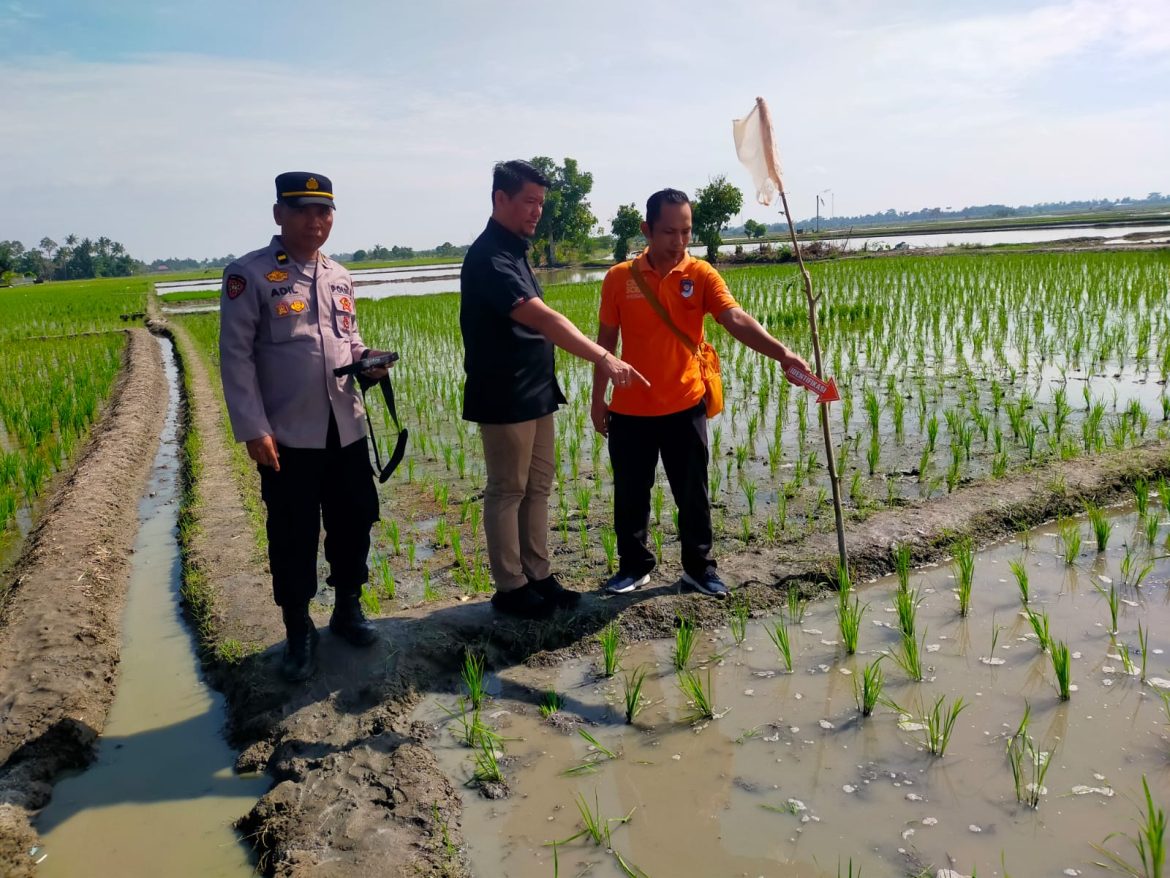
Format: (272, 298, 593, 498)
(329, 589, 378, 647)
(491, 583, 555, 619)
(281, 605, 319, 682)
(682, 569, 730, 599)
(528, 574, 581, 609)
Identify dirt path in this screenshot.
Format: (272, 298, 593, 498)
(161, 282, 1170, 876)
(0, 329, 167, 877)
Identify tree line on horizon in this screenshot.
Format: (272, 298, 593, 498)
(4, 185, 1164, 285)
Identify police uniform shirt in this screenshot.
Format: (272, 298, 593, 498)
(459, 219, 567, 425)
(219, 236, 368, 448)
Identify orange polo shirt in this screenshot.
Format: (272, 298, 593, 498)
(599, 250, 739, 417)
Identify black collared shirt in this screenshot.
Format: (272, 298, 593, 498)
(459, 218, 566, 424)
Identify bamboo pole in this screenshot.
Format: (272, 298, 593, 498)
(755, 97, 848, 572)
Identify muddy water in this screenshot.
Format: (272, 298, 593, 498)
(419, 509, 1170, 877)
(34, 336, 267, 876)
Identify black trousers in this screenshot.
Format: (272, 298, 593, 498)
(257, 415, 379, 608)
(608, 401, 715, 580)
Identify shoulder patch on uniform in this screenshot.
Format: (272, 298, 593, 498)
(226, 274, 247, 299)
(275, 250, 290, 265)
(266, 269, 289, 282)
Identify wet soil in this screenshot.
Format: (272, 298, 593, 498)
(0, 329, 167, 877)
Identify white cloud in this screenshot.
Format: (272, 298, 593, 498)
(1, 0, 1167, 258)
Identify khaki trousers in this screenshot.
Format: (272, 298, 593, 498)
(479, 414, 555, 592)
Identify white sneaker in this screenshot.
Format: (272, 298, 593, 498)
(604, 571, 651, 594)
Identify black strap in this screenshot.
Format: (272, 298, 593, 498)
(358, 372, 408, 483)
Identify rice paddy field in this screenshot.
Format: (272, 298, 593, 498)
(0, 279, 148, 559)
(178, 249, 1170, 607)
(416, 506, 1170, 877)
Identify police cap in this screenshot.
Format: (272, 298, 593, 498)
(275, 171, 336, 209)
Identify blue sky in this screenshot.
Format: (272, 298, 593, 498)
(2, 0, 1167, 260)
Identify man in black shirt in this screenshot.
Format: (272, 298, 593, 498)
(461, 160, 647, 618)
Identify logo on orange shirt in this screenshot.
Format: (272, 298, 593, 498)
(680, 278, 694, 298)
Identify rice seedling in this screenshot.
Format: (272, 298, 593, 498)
(652, 527, 664, 563)
(1059, 519, 1082, 565)
(890, 629, 926, 682)
(1144, 513, 1160, 548)
(539, 690, 563, 719)
(1092, 777, 1165, 878)
(599, 621, 621, 677)
(922, 694, 967, 756)
(1025, 608, 1052, 652)
(1138, 621, 1150, 682)
(622, 665, 647, 724)
(1010, 558, 1031, 605)
(562, 728, 619, 776)
(461, 651, 487, 709)
(422, 567, 439, 601)
(953, 537, 975, 616)
(893, 542, 912, 592)
(558, 791, 635, 849)
(597, 527, 618, 574)
(893, 585, 921, 638)
(728, 595, 750, 645)
(471, 736, 504, 784)
(1050, 640, 1072, 700)
(673, 615, 697, 670)
(359, 583, 381, 617)
(1006, 702, 1054, 808)
(837, 594, 866, 655)
(1097, 581, 1122, 634)
(1121, 545, 1155, 588)
(786, 587, 808, 624)
(1088, 502, 1114, 551)
(677, 668, 716, 721)
(853, 657, 885, 718)
(766, 619, 794, 672)
(1134, 478, 1150, 518)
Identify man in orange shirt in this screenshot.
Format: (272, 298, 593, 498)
(591, 188, 810, 597)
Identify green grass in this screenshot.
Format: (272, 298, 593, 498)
(1051, 640, 1072, 700)
(461, 652, 487, 709)
(853, 657, 885, 718)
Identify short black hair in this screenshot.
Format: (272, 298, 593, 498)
(646, 188, 690, 228)
(492, 160, 551, 198)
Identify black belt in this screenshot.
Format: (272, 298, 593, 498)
(333, 354, 408, 483)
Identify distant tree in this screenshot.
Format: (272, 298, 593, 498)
(692, 176, 743, 261)
(743, 219, 767, 239)
(610, 203, 643, 262)
(39, 237, 58, 259)
(352, 249, 368, 262)
(530, 156, 596, 266)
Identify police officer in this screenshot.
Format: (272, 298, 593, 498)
(219, 172, 392, 681)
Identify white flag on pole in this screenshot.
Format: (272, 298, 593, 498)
(732, 97, 784, 206)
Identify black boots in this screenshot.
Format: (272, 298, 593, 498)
(281, 603, 319, 682)
(329, 588, 378, 647)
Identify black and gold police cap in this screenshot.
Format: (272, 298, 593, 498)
(275, 171, 335, 209)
